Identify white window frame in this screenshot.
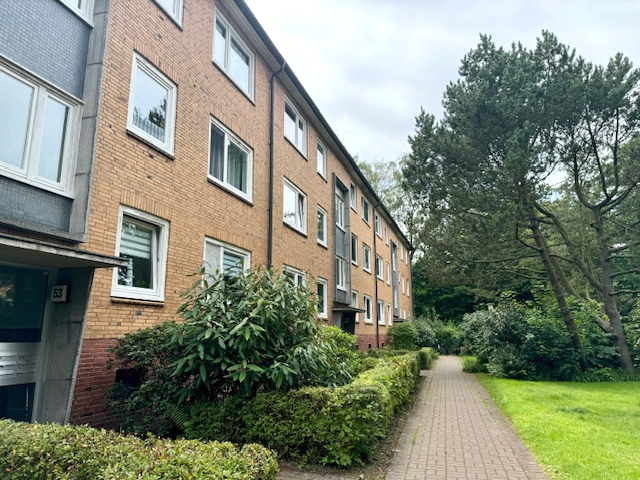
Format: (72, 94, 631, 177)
(284, 98, 307, 155)
(351, 234, 358, 265)
(407, 281, 410, 298)
(385, 225, 389, 245)
(377, 300, 385, 325)
(0, 62, 81, 197)
(336, 257, 346, 291)
(127, 53, 177, 154)
(317, 277, 328, 318)
(203, 237, 250, 278)
(375, 213, 382, 238)
(208, 117, 253, 202)
(316, 140, 326, 178)
(387, 303, 392, 326)
(364, 295, 373, 324)
(402, 275, 405, 294)
(352, 290, 359, 323)
(283, 178, 307, 234)
(317, 206, 327, 247)
(112, 206, 169, 302)
(154, 0, 183, 25)
(213, 12, 255, 99)
(363, 244, 371, 273)
(375, 255, 384, 280)
(283, 265, 306, 287)
(361, 196, 370, 224)
(403, 308, 407, 319)
(350, 184, 357, 211)
(335, 193, 345, 231)
(60, 0, 94, 21)
(386, 262, 391, 285)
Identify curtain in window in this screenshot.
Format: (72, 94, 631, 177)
(209, 125, 225, 181)
(226, 142, 246, 193)
(119, 218, 154, 289)
(222, 251, 244, 275)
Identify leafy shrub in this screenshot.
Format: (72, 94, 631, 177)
(417, 347, 438, 370)
(433, 321, 462, 354)
(0, 419, 277, 480)
(106, 321, 183, 436)
(185, 354, 420, 467)
(412, 316, 437, 348)
(313, 326, 364, 386)
(387, 323, 418, 350)
(461, 356, 487, 373)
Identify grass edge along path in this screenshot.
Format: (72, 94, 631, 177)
(477, 374, 640, 480)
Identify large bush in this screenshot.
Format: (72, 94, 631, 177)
(184, 353, 422, 466)
(387, 322, 418, 350)
(0, 420, 277, 480)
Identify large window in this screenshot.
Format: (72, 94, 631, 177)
(363, 244, 371, 272)
(213, 13, 254, 98)
(155, 0, 183, 24)
(351, 234, 358, 265)
(113, 207, 169, 302)
(283, 179, 307, 234)
(377, 300, 385, 325)
(363, 296, 372, 324)
(317, 278, 327, 318)
(361, 196, 370, 224)
(375, 213, 382, 237)
(375, 255, 384, 280)
(352, 290, 359, 323)
(388, 303, 392, 325)
(209, 118, 253, 201)
(284, 99, 306, 155)
(283, 265, 305, 287)
(336, 257, 346, 291)
(203, 238, 250, 278)
(317, 141, 326, 178)
(0, 64, 79, 195)
(335, 193, 345, 230)
(127, 54, 177, 154)
(317, 206, 327, 246)
(350, 184, 357, 211)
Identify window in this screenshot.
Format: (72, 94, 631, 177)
(375, 213, 382, 237)
(155, 0, 183, 24)
(361, 196, 370, 224)
(60, 0, 94, 20)
(403, 308, 407, 319)
(402, 275, 405, 294)
(213, 13, 254, 98)
(209, 118, 253, 201)
(386, 262, 391, 285)
(363, 244, 371, 272)
(407, 281, 410, 298)
(317, 206, 327, 246)
(352, 290, 359, 323)
(317, 141, 326, 177)
(127, 53, 176, 154)
(351, 234, 358, 265)
(377, 300, 385, 325)
(203, 238, 250, 278)
(375, 255, 384, 280)
(283, 265, 305, 286)
(364, 296, 373, 324)
(335, 193, 345, 230)
(385, 225, 389, 245)
(387, 303, 392, 325)
(317, 278, 327, 318)
(0, 63, 80, 195)
(350, 184, 357, 210)
(284, 99, 306, 155)
(283, 179, 307, 234)
(336, 257, 346, 290)
(113, 207, 169, 302)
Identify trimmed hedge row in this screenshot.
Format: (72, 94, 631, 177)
(0, 420, 277, 480)
(185, 352, 425, 466)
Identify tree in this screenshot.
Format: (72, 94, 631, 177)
(405, 32, 640, 372)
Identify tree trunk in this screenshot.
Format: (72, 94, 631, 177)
(592, 209, 635, 373)
(529, 215, 588, 370)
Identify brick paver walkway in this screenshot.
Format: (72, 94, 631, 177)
(278, 356, 549, 480)
(386, 356, 548, 480)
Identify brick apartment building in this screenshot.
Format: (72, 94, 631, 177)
(0, 0, 413, 427)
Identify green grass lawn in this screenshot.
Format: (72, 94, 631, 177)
(478, 375, 640, 480)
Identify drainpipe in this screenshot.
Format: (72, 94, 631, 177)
(372, 203, 380, 348)
(267, 61, 286, 269)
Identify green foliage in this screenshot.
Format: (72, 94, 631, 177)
(0, 420, 277, 480)
(106, 320, 183, 436)
(461, 356, 487, 374)
(411, 309, 438, 348)
(185, 354, 421, 467)
(433, 321, 462, 355)
(313, 326, 364, 386)
(387, 322, 418, 350)
(417, 347, 438, 370)
(171, 267, 326, 401)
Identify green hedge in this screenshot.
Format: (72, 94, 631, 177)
(185, 353, 422, 466)
(417, 347, 438, 370)
(0, 420, 277, 480)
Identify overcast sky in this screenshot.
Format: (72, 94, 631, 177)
(244, 0, 639, 164)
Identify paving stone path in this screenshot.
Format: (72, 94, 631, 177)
(277, 355, 549, 480)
